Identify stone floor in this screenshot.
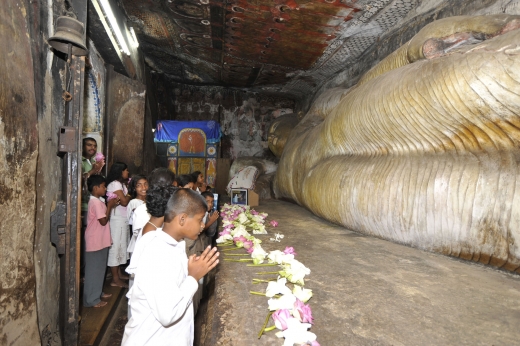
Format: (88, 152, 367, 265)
(98, 199, 520, 345)
(98, 293, 128, 346)
(197, 199, 520, 346)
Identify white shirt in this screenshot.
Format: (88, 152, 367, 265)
(127, 199, 145, 225)
(126, 199, 146, 253)
(132, 203, 150, 242)
(123, 230, 198, 346)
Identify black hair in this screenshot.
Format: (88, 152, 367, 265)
(147, 167, 175, 188)
(191, 171, 202, 180)
(128, 174, 147, 198)
(87, 175, 105, 193)
(176, 174, 194, 187)
(164, 188, 207, 223)
(201, 191, 214, 199)
(82, 137, 97, 147)
(146, 185, 177, 217)
(106, 162, 128, 187)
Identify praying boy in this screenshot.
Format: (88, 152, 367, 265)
(123, 188, 220, 345)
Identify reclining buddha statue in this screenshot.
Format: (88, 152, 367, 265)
(274, 15, 520, 272)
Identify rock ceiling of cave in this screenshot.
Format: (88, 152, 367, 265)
(121, 0, 418, 98)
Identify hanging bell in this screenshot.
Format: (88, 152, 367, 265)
(48, 16, 88, 56)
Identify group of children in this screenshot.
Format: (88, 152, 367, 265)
(83, 162, 220, 345)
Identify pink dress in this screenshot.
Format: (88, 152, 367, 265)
(85, 196, 112, 251)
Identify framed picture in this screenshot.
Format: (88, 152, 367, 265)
(231, 189, 248, 206)
(213, 193, 219, 211)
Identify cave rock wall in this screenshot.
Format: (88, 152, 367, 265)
(149, 76, 295, 160)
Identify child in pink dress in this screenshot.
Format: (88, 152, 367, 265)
(83, 175, 119, 307)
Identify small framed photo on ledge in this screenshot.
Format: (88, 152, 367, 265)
(231, 189, 248, 206)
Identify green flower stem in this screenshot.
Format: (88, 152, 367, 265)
(222, 247, 243, 252)
(258, 311, 274, 339)
(249, 291, 266, 296)
(264, 325, 276, 332)
(252, 279, 276, 283)
(255, 271, 280, 275)
(224, 259, 253, 262)
(224, 253, 250, 256)
(217, 244, 234, 247)
(247, 263, 278, 267)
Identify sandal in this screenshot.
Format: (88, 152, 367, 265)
(93, 301, 107, 308)
(101, 292, 112, 299)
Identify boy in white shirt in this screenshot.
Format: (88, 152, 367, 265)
(123, 188, 219, 346)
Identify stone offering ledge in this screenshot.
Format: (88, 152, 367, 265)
(197, 199, 520, 345)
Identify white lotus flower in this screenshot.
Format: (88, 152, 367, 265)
(268, 250, 294, 265)
(237, 212, 248, 224)
(293, 285, 313, 303)
(268, 292, 296, 311)
(251, 215, 265, 223)
(268, 250, 284, 263)
(231, 225, 249, 238)
(252, 224, 267, 234)
(216, 233, 233, 243)
(276, 318, 317, 346)
(222, 220, 233, 227)
(265, 277, 292, 297)
(251, 245, 267, 264)
(280, 259, 311, 286)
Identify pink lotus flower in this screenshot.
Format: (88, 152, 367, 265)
(272, 309, 291, 330)
(251, 209, 259, 215)
(94, 152, 105, 162)
(233, 235, 247, 247)
(246, 246, 255, 254)
(243, 240, 253, 250)
(311, 341, 321, 346)
(283, 247, 297, 256)
(219, 230, 231, 236)
(270, 220, 278, 227)
(292, 299, 313, 324)
(106, 191, 118, 200)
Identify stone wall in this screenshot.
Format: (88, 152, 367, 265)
(105, 67, 146, 175)
(149, 75, 295, 160)
(0, 0, 42, 344)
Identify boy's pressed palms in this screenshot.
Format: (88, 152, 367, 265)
(188, 246, 219, 281)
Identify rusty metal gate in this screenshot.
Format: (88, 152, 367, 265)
(49, 1, 87, 344)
